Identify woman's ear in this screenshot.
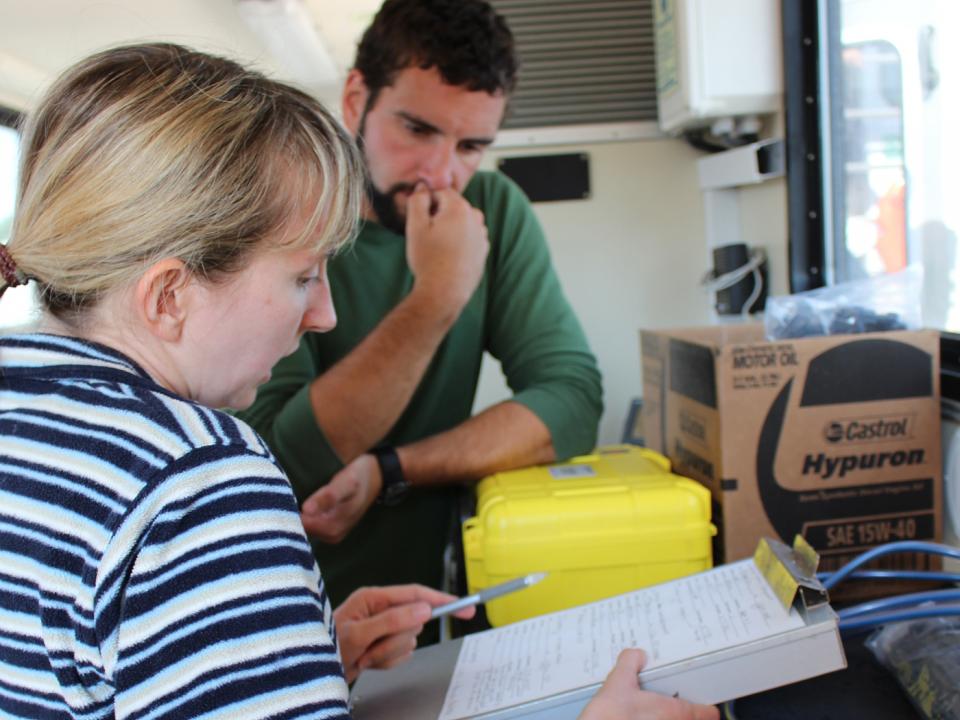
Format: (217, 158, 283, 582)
(341, 69, 370, 136)
(134, 258, 193, 342)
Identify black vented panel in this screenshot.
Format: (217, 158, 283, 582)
(491, 0, 657, 129)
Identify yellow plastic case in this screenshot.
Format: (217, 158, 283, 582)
(463, 445, 716, 626)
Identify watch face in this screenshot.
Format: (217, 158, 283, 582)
(380, 479, 409, 506)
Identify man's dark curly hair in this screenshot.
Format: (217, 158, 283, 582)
(354, 0, 518, 101)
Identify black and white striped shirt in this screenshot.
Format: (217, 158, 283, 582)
(0, 333, 350, 719)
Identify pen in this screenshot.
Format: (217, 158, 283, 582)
(430, 572, 548, 619)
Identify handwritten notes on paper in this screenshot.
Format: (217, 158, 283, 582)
(438, 559, 805, 720)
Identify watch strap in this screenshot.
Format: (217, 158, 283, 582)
(372, 445, 408, 505)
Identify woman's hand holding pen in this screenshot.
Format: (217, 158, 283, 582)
(334, 584, 476, 683)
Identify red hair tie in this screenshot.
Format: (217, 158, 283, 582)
(0, 244, 27, 289)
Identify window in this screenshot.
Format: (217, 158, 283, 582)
(785, 1, 960, 330)
(0, 120, 17, 244)
(839, 39, 907, 280)
(0, 110, 37, 332)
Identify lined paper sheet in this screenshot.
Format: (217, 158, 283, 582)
(438, 559, 804, 720)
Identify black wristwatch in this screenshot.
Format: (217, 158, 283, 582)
(372, 445, 410, 506)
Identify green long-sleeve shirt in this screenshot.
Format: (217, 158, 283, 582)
(239, 171, 602, 606)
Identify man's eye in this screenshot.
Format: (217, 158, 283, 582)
(407, 123, 431, 136)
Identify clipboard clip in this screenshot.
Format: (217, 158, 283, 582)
(753, 535, 829, 615)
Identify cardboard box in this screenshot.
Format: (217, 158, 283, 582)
(463, 445, 715, 626)
(640, 325, 942, 595)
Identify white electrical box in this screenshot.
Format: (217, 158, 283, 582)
(653, 0, 782, 134)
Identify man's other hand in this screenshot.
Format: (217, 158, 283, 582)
(300, 453, 382, 543)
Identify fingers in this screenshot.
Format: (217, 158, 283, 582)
(659, 697, 721, 720)
(335, 585, 482, 682)
(404, 184, 488, 311)
(354, 584, 454, 610)
(363, 602, 430, 645)
(361, 600, 432, 639)
(355, 628, 420, 672)
(302, 468, 361, 515)
(624, 648, 719, 720)
(381, 584, 478, 619)
(406, 183, 434, 221)
(422, 186, 459, 215)
(595, 648, 647, 700)
(345, 601, 432, 672)
(299, 512, 324, 538)
(299, 495, 356, 542)
(301, 486, 337, 516)
(692, 702, 721, 720)
(300, 511, 351, 543)
(338, 584, 478, 627)
(611, 648, 647, 679)
(583, 648, 720, 720)
(450, 603, 477, 620)
(299, 460, 376, 542)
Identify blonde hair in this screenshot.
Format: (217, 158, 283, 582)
(6, 43, 364, 322)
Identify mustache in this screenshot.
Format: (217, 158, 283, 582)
(383, 181, 439, 214)
(382, 181, 417, 197)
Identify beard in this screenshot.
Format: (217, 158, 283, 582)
(357, 110, 411, 237)
(365, 178, 412, 237)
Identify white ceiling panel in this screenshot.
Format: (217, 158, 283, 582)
(0, 0, 372, 110)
